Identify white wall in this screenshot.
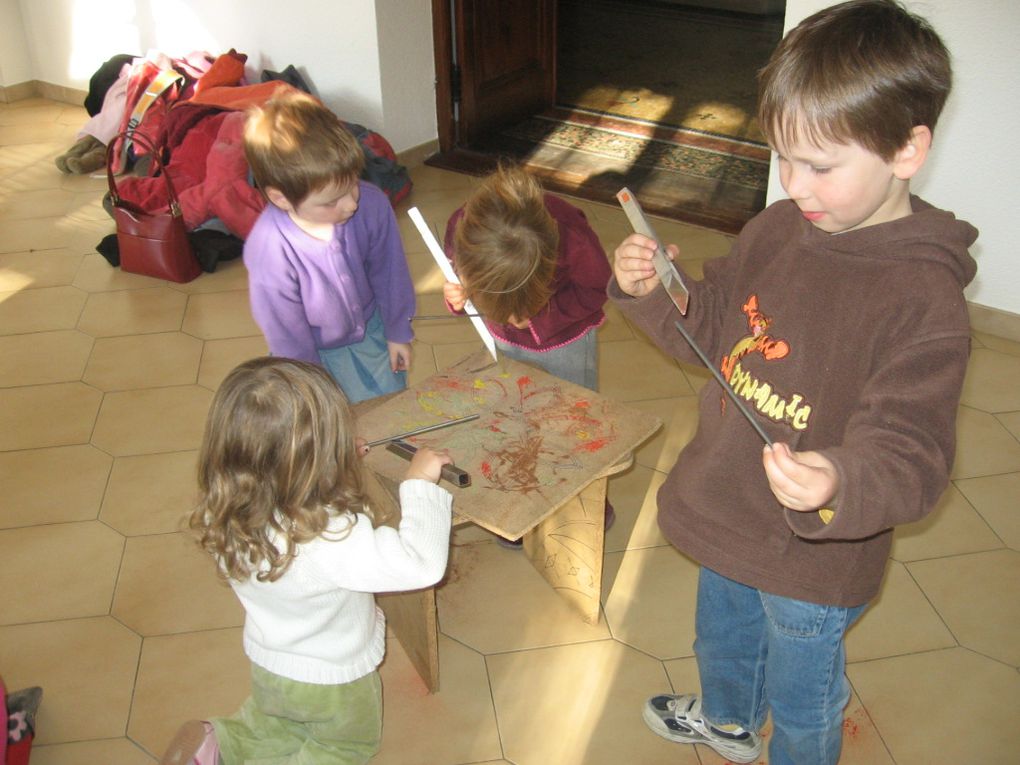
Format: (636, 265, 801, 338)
(0, 0, 32, 86)
(375, 0, 438, 154)
(11, 0, 436, 153)
(767, 0, 1020, 316)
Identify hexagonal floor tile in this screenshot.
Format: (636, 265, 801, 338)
(602, 545, 698, 660)
(30, 739, 156, 765)
(951, 406, 1020, 479)
(848, 647, 1020, 764)
(0, 186, 75, 219)
(997, 410, 1020, 440)
(0, 521, 123, 624)
(596, 302, 636, 342)
(907, 548, 1020, 666)
(100, 451, 199, 536)
(0, 329, 93, 386)
(170, 257, 249, 293)
(375, 635, 502, 765)
(604, 463, 669, 553)
(0, 285, 87, 334)
(411, 293, 487, 347)
(627, 395, 699, 474)
(112, 532, 243, 635)
(72, 252, 166, 293)
(960, 347, 1020, 413)
(845, 561, 955, 663)
(91, 385, 213, 456)
(0, 248, 84, 290)
(0, 216, 75, 252)
(488, 638, 692, 765)
(77, 286, 188, 337)
(0, 381, 102, 451)
(181, 289, 260, 339)
(599, 339, 693, 402)
(197, 335, 268, 391)
(84, 332, 203, 390)
(954, 472, 1020, 550)
(437, 541, 611, 654)
(0, 444, 111, 528)
(129, 629, 249, 758)
(0, 617, 140, 745)
(890, 482, 1003, 562)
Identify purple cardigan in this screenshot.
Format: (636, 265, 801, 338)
(245, 181, 415, 364)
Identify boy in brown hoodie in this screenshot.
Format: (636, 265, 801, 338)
(610, 2, 977, 762)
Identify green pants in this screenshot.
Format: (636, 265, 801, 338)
(211, 664, 382, 765)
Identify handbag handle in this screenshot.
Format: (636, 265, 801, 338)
(106, 130, 184, 216)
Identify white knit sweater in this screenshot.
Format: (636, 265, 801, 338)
(228, 479, 453, 685)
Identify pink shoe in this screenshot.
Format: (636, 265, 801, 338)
(160, 720, 220, 765)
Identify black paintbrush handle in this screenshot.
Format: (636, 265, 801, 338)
(386, 440, 472, 488)
(674, 320, 773, 446)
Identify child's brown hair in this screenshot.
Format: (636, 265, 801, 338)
(452, 164, 559, 325)
(757, 0, 951, 161)
(244, 90, 365, 207)
(190, 357, 382, 583)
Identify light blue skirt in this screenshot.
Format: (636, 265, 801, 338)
(318, 309, 407, 404)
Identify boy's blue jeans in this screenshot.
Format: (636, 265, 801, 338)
(695, 566, 867, 765)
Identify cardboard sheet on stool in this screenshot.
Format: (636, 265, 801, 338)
(358, 351, 662, 539)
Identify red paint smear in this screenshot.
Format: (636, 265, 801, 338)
(480, 461, 492, 478)
(516, 375, 532, 391)
(574, 400, 590, 409)
(578, 437, 610, 453)
(843, 716, 860, 738)
(430, 376, 476, 393)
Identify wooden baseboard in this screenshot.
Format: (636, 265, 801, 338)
(397, 138, 439, 170)
(0, 80, 87, 106)
(0, 80, 39, 103)
(969, 303, 1020, 344)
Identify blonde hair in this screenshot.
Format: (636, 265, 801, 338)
(190, 357, 381, 583)
(244, 90, 365, 207)
(757, 0, 951, 161)
(452, 164, 559, 325)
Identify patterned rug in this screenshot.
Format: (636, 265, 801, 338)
(464, 106, 770, 234)
(427, 0, 781, 233)
(557, 0, 784, 143)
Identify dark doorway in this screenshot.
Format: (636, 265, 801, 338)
(428, 0, 785, 233)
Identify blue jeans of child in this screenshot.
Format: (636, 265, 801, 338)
(695, 566, 867, 765)
(495, 329, 597, 391)
(318, 309, 407, 404)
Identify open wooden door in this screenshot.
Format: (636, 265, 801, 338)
(432, 0, 557, 152)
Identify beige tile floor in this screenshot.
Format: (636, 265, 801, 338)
(1, 98, 1018, 765)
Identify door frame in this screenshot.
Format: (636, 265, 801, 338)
(430, 0, 557, 153)
(431, 0, 457, 152)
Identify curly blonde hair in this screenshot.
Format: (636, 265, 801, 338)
(191, 357, 380, 582)
(452, 164, 559, 325)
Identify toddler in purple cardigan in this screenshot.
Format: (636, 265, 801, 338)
(243, 91, 415, 404)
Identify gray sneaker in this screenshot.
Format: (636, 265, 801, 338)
(642, 693, 762, 763)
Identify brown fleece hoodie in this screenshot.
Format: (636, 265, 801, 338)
(610, 196, 978, 607)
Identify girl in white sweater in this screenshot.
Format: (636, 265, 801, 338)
(161, 357, 453, 765)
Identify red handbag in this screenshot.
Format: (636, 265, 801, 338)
(105, 131, 202, 283)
